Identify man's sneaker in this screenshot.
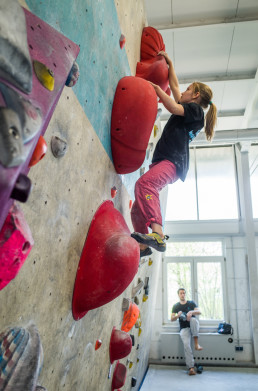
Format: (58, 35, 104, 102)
(131, 232, 169, 252)
(140, 247, 152, 258)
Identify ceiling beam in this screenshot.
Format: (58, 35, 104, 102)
(178, 72, 256, 85)
(190, 128, 258, 146)
(160, 110, 245, 121)
(155, 17, 258, 32)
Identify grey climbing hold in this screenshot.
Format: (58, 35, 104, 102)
(131, 279, 144, 298)
(0, 82, 42, 144)
(0, 0, 32, 94)
(51, 136, 67, 158)
(0, 107, 24, 167)
(122, 298, 130, 312)
(0, 324, 44, 391)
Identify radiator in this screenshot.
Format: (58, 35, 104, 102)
(161, 333, 235, 365)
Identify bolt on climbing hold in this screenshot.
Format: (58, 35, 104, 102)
(51, 135, 67, 158)
(95, 339, 102, 350)
(126, 359, 133, 369)
(111, 186, 117, 198)
(33, 60, 55, 91)
(129, 200, 133, 209)
(142, 294, 148, 302)
(11, 173, 32, 203)
(140, 167, 145, 176)
(65, 61, 79, 87)
(131, 279, 144, 298)
(138, 327, 142, 337)
(154, 124, 158, 137)
(131, 377, 137, 387)
(148, 258, 153, 266)
(29, 135, 47, 167)
(122, 298, 130, 311)
(119, 34, 126, 49)
(134, 296, 140, 305)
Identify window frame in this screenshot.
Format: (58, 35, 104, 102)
(165, 144, 240, 222)
(163, 254, 228, 328)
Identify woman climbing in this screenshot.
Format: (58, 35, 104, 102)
(131, 51, 217, 257)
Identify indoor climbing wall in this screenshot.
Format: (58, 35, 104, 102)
(0, 1, 164, 390)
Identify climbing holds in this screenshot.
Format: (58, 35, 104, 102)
(111, 186, 117, 198)
(72, 201, 139, 320)
(0, 107, 24, 167)
(51, 135, 67, 158)
(119, 34, 126, 49)
(142, 294, 148, 302)
(148, 258, 153, 266)
(140, 26, 165, 61)
(65, 61, 79, 87)
(33, 60, 55, 91)
(0, 0, 32, 94)
(109, 327, 132, 364)
(95, 339, 102, 351)
(0, 324, 44, 391)
(111, 361, 127, 391)
(0, 202, 34, 291)
(153, 124, 158, 138)
(111, 76, 157, 174)
(29, 135, 47, 167)
(10, 173, 32, 203)
(136, 26, 172, 97)
(121, 302, 140, 332)
(131, 279, 144, 298)
(131, 377, 137, 387)
(122, 298, 130, 312)
(0, 82, 42, 144)
(126, 359, 133, 369)
(129, 200, 133, 209)
(138, 327, 142, 337)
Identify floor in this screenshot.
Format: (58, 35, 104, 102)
(140, 365, 258, 391)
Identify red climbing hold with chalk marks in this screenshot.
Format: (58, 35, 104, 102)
(111, 76, 157, 174)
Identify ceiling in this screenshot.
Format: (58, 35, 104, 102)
(144, 0, 258, 145)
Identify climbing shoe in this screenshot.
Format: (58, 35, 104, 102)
(140, 247, 152, 258)
(131, 232, 169, 252)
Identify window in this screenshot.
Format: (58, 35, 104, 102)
(165, 146, 239, 221)
(164, 241, 226, 325)
(249, 144, 258, 218)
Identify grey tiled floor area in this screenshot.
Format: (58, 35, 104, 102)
(140, 365, 258, 391)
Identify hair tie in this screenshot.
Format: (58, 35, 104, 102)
(209, 101, 213, 105)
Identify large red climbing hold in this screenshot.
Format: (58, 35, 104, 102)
(109, 326, 132, 364)
(140, 26, 165, 61)
(111, 361, 127, 391)
(72, 201, 139, 320)
(136, 26, 170, 93)
(111, 76, 157, 174)
(0, 203, 34, 291)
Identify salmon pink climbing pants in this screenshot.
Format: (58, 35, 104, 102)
(131, 160, 178, 234)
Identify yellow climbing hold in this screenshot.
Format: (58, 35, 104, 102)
(148, 258, 153, 266)
(142, 294, 148, 302)
(33, 60, 55, 91)
(154, 124, 158, 137)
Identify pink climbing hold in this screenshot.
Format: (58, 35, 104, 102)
(0, 202, 34, 291)
(119, 34, 126, 49)
(111, 76, 157, 174)
(72, 200, 139, 320)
